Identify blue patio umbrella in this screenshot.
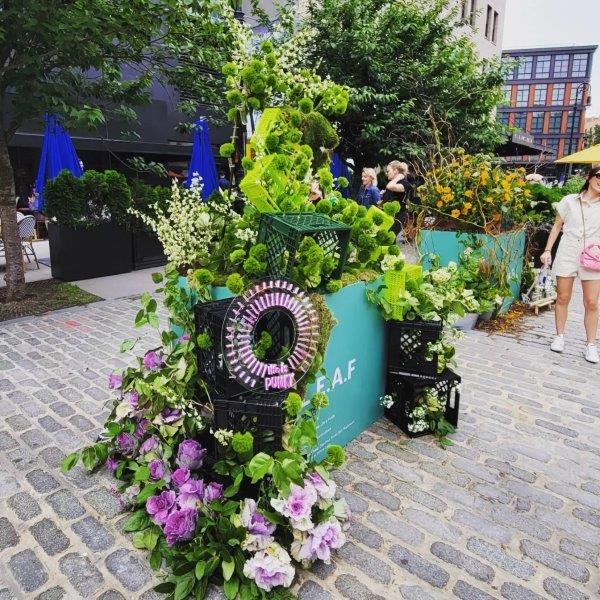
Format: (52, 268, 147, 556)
(331, 153, 351, 198)
(185, 119, 219, 199)
(34, 114, 83, 211)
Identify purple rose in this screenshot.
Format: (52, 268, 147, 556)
(135, 418, 151, 437)
(271, 483, 317, 530)
(176, 439, 206, 470)
(108, 373, 122, 390)
(203, 482, 223, 504)
(243, 543, 294, 591)
(161, 407, 182, 424)
(178, 478, 205, 508)
(241, 499, 276, 536)
(299, 518, 345, 564)
(306, 472, 336, 500)
(106, 456, 118, 474)
(171, 468, 190, 488)
(143, 350, 164, 371)
(127, 391, 139, 408)
(164, 507, 197, 546)
(149, 459, 168, 481)
(146, 490, 176, 526)
(139, 436, 159, 455)
(116, 432, 137, 457)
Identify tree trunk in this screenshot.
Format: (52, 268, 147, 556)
(0, 134, 26, 301)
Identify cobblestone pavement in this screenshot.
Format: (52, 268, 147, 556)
(1, 289, 599, 599)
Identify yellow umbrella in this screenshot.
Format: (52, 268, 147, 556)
(555, 144, 600, 164)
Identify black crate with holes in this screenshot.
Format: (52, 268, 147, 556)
(257, 212, 351, 287)
(384, 369, 460, 438)
(386, 319, 443, 377)
(213, 391, 286, 454)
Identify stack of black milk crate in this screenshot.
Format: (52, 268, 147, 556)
(385, 320, 461, 438)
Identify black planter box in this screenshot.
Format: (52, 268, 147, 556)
(132, 229, 166, 270)
(48, 222, 133, 281)
(387, 319, 443, 377)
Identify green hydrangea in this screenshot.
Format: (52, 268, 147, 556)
(197, 332, 212, 350)
(383, 201, 400, 216)
(298, 98, 314, 114)
(326, 280, 342, 294)
(243, 256, 266, 277)
(226, 89, 244, 105)
(372, 212, 384, 226)
(229, 249, 246, 265)
(286, 129, 302, 144)
(289, 110, 302, 127)
(250, 243, 267, 261)
(265, 133, 280, 152)
(357, 248, 371, 263)
(386, 231, 397, 244)
(247, 97, 261, 110)
(387, 244, 401, 256)
(192, 268, 214, 285)
(253, 330, 272, 360)
(221, 62, 237, 76)
(300, 145, 313, 159)
(264, 52, 277, 67)
(261, 40, 274, 53)
(226, 273, 245, 294)
(356, 205, 367, 218)
(232, 431, 254, 454)
(241, 157, 254, 171)
(311, 392, 329, 409)
(226, 108, 238, 123)
(219, 143, 235, 158)
(376, 230, 390, 244)
(284, 392, 303, 417)
(315, 199, 332, 215)
(325, 444, 345, 468)
(337, 176, 349, 189)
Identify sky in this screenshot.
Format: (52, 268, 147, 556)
(502, 0, 600, 117)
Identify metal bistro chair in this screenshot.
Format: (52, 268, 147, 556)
(18, 214, 40, 269)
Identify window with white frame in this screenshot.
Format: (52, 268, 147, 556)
(515, 85, 530, 107)
(572, 54, 588, 77)
(530, 112, 545, 133)
(551, 84, 565, 106)
(533, 84, 547, 106)
(548, 111, 563, 133)
(554, 54, 569, 77)
(516, 56, 533, 79)
(535, 55, 551, 78)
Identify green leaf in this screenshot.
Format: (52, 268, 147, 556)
(272, 462, 289, 495)
(223, 472, 244, 498)
(221, 558, 235, 581)
(148, 312, 160, 329)
(223, 576, 239, 600)
(174, 573, 195, 600)
(141, 292, 152, 308)
(122, 509, 149, 532)
(81, 447, 97, 471)
(134, 465, 151, 481)
(195, 560, 207, 580)
(281, 458, 303, 485)
(258, 509, 286, 526)
(60, 452, 79, 473)
(154, 582, 175, 594)
(152, 272, 164, 283)
(94, 443, 108, 465)
(136, 482, 161, 504)
(247, 452, 274, 483)
(149, 546, 162, 570)
(120, 339, 136, 353)
(132, 531, 147, 549)
(143, 527, 160, 550)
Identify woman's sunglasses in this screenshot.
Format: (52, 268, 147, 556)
(592, 173, 600, 180)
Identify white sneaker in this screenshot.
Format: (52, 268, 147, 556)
(584, 344, 599, 364)
(550, 335, 565, 353)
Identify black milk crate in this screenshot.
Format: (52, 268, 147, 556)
(213, 391, 286, 454)
(386, 319, 443, 376)
(257, 212, 351, 287)
(193, 298, 245, 397)
(384, 369, 461, 438)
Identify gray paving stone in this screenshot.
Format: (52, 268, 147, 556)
(388, 545, 449, 588)
(97, 591, 127, 600)
(520, 539, 590, 583)
(30, 518, 71, 556)
(466, 537, 536, 580)
(367, 510, 423, 546)
(505, 479, 564, 509)
(311, 560, 337, 580)
(8, 549, 48, 593)
(298, 580, 333, 600)
(71, 515, 115, 552)
(34, 586, 65, 600)
(334, 574, 386, 600)
(25, 469, 60, 493)
(69, 414, 96, 431)
(542, 577, 590, 600)
(340, 490, 369, 515)
(65, 464, 98, 490)
(337, 541, 392, 584)
(403, 507, 461, 542)
(0, 590, 16, 600)
(453, 509, 512, 544)
(38, 446, 66, 468)
(38, 415, 64, 433)
(49, 401, 75, 417)
(105, 548, 152, 591)
(419, 460, 470, 487)
(348, 521, 383, 549)
(572, 507, 600, 528)
(7, 491, 41, 520)
(430, 541, 494, 583)
(6, 414, 31, 431)
(58, 552, 104, 596)
(376, 441, 418, 462)
(20, 428, 51, 449)
(490, 505, 552, 541)
(380, 458, 423, 483)
(46, 489, 86, 519)
(484, 459, 536, 483)
(394, 481, 447, 512)
(347, 460, 390, 485)
(535, 507, 600, 545)
(452, 580, 496, 600)
(0, 431, 19, 451)
(545, 481, 600, 510)
(399, 586, 441, 600)
(559, 538, 599, 567)
(0, 517, 19, 550)
(354, 482, 401, 511)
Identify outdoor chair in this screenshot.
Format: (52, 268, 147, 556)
(18, 214, 40, 269)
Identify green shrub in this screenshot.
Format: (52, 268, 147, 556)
(44, 170, 86, 228)
(104, 170, 131, 226)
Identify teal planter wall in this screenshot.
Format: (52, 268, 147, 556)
(179, 279, 385, 459)
(418, 229, 526, 311)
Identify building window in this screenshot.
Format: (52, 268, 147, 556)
(492, 11, 499, 43)
(515, 85, 530, 107)
(551, 84, 565, 106)
(535, 55, 551, 78)
(470, 0, 478, 26)
(485, 5, 493, 39)
(566, 110, 581, 134)
(502, 85, 512, 105)
(530, 112, 545, 133)
(513, 112, 526, 130)
(497, 112, 509, 126)
(545, 138, 560, 153)
(570, 84, 587, 105)
(516, 56, 533, 79)
(548, 111, 563, 134)
(572, 53, 588, 77)
(533, 84, 547, 106)
(554, 54, 570, 77)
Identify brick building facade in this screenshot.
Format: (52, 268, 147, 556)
(497, 45, 597, 160)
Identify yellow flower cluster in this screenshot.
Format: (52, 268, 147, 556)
(418, 152, 528, 232)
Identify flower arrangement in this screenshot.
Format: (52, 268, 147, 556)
(417, 149, 530, 233)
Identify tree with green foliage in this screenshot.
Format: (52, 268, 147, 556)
(585, 124, 600, 147)
(0, 0, 231, 301)
(303, 0, 508, 181)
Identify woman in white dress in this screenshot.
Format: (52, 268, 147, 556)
(541, 166, 600, 363)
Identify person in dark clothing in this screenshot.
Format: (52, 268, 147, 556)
(218, 172, 231, 190)
(381, 161, 412, 236)
(356, 168, 380, 207)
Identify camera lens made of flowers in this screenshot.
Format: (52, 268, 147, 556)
(222, 278, 320, 392)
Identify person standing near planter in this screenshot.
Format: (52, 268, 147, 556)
(381, 161, 412, 236)
(541, 166, 600, 363)
(356, 168, 380, 207)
